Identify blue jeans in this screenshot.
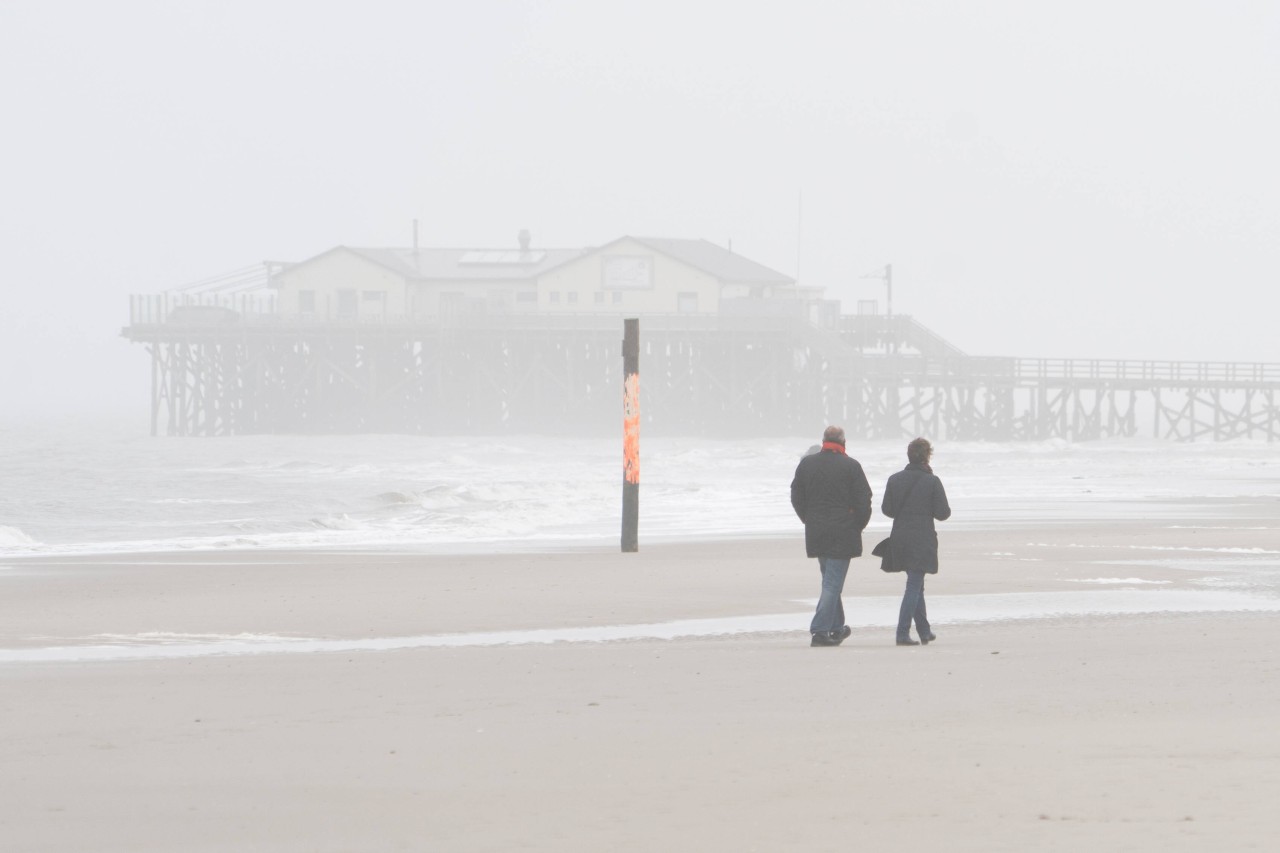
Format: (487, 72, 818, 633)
(897, 570, 932, 640)
(810, 557, 850, 635)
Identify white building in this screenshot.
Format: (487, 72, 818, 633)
(269, 233, 829, 323)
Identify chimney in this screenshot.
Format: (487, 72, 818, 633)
(518, 229, 531, 252)
(413, 219, 419, 255)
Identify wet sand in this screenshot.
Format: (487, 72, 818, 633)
(2, 510, 1279, 851)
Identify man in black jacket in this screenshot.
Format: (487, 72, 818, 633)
(790, 425, 874, 646)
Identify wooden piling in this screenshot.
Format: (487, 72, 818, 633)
(119, 310, 1280, 442)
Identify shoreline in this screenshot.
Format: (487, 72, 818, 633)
(7, 587, 1280, 664)
(4, 504, 1279, 850)
(4, 512, 1279, 657)
(3, 490, 1278, 563)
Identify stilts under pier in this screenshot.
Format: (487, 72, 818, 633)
(122, 303, 1280, 441)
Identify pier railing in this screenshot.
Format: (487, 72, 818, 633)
(129, 292, 277, 325)
(1012, 358, 1280, 384)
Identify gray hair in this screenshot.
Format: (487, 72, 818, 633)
(822, 425, 846, 445)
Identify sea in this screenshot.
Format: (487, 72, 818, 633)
(4, 420, 1280, 661)
(2, 419, 1278, 558)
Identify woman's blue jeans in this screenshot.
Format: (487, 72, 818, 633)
(810, 557, 850, 635)
(897, 570, 931, 640)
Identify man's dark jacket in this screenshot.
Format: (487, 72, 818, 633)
(881, 463, 952, 573)
(790, 448, 873, 558)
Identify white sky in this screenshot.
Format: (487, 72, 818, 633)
(2, 0, 1277, 421)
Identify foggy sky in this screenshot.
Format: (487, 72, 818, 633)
(2, 1, 1277, 422)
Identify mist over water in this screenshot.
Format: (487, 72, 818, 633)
(3, 3, 1279, 424)
(1, 5, 1278, 564)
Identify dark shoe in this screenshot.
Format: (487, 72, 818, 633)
(831, 626, 853, 646)
(896, 637, 920, 646)
(920, 631, 936, 645)
(811, 632, 837, 647)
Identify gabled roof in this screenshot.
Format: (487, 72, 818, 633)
(274, 238, 794, 286)
(274, 245, 581, 283)
(632, 237, 794, 284)
(347, 247, 580, 281)
(546, 236, 793, 285)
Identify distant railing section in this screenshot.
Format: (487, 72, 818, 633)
(126, 293, 816, 334)
(1013, 358, 1280, 384)
(837, 314, 967, 358)
(853, 356, 1280, 384)
(129, 292, 277, 325)
(903, 318, 967, 359)
(843, 356, 1280, 385)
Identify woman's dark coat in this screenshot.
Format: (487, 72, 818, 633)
(790, 449, 873, 558)
(881, 463, 952, 573)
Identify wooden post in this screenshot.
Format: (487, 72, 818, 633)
(621, 318, 639, 552)
(149, 344, 158, 437)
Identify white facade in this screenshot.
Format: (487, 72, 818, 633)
(269, 237, 800, 322)
(271, 248, 408, 320)
(536, 238, 722, 315)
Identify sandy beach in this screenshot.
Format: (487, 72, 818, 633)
(3, 506, 1280, 852)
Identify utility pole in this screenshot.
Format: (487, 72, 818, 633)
(885, 263, 893, 319)
(859, 264, 893, 317)
(860, 263, 895, 351)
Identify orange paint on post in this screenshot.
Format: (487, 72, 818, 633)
(621, 318, 639, 552)
(623, 374, 640, 484)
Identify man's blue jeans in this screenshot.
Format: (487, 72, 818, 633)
(897, 570, 932, 640)
(810, 556, 850, 635)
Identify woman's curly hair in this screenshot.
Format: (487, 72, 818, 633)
(907, 437, 933, 465)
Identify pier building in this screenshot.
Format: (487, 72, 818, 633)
(122, 235, 1280, 440)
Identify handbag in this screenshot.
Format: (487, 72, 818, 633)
(873, 472, 926, 573)
(871, 536, 895, 572)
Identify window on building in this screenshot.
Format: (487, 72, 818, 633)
(677, 292, 699, 313)
(298, 290, 316, 314)
(336, 289, 358, 319)
(612, 291, 623, 304)
(567, 292, 578, 304)
(362, 290, 385, 302)
(594, 292, 605, 304)
(550, 292, 560, 303)
(516, 291, 537, 303)
(440, 292, 464, 317)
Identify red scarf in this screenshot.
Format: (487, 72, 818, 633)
(821, 441, 846, 455)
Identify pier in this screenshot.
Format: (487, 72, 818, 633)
(122, 295, 1280, 440)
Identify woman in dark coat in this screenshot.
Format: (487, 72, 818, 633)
(881, 438, 951, 646)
